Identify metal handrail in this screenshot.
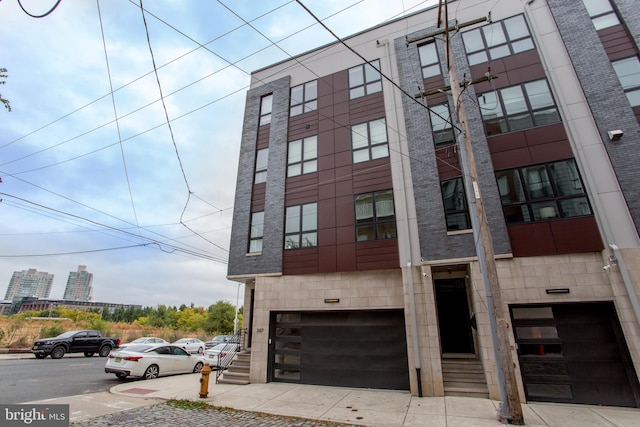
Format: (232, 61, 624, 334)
(212, 330, 247, 383)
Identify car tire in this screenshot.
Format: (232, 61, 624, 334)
(51, 346, 65, 359)
(193, 362, 204, 373)
(84, 352, 94, 357)
(143, 364, 159, 380)
(34, 354, 46, 359)
(197, 347, 203, 354)
(98, 346, 111, 357)
(116, 373, 128, 379)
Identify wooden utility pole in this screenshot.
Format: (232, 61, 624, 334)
(443, 6, 524, 426)
(412, 1, 525, 424)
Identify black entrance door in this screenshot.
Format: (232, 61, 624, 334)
(435, 278, 475, 354)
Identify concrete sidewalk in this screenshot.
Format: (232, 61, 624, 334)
(5, 350, 639, 426)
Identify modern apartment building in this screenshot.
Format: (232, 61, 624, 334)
(62, 265, 93, 302)
(4, 268, 54, 301)
(227, 0, 640, 408)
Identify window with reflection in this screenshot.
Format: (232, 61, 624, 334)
(441, 177, 471, 231)
(352, 118, 389, 163)
(284, 203, 317, 250)
(355, 190, 396, 241)
(288, 136, 317, 177)
(254, 148, 268, 184)
(582, 0, 620, 30)
(612, 57, 640, 107)
(478, 79, 560, 135)
(259, 94, 273, 126)
(462, 15, 534, 66)
(496, 159, 592, 224)
(429, 103, 455, 145)
(418, 42, 441, 78)
(348, 59, 382, 99)
(249, 211, 264, 253)
(290, 80, 318, 116)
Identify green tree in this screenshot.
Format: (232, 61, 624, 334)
(203, 300, 236, 335)
(1, 68, 11, 112)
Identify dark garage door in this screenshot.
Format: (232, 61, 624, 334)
(512, 302, 640, 407)
(269, 309, 409, 390)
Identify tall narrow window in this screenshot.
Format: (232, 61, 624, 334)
(352, 118, 389, 163)
(287, 136, 317, 177)
(348, 60, 382, 99)
(612, 57, 640, 107)
(462, 15, 534, 66)
(583, 0, 620, 30)
(441, 178, 471, 231)
(284, 203, 318, 249)
(430, 103, 455, 145)
(249, 211, 264, 253)
(355, 190, 396, 241)
(290, 81, 318, 116)
(418, 42, 441, 79)
(254, 148, 268, 184)
(259, 94, 273, 126)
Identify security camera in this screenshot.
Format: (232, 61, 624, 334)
(603, 265, 611, 271)
(608, 130, 623, 141)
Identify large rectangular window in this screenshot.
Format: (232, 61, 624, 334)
(418, 42, 441, 79)
(441, 177, 471, 231)
(284, 203, 317, 250)
(348, 59, 382, 99)
(249, 211, 264, 253)
(462, 15, 534, 66)
(430, 103, 455, 145)
(478, 79, 560, 135)
(496, 159, 592, 224)
(290, 81, 318, 116)
(355, 190, 396, 241)
(254, 148, 268, 184)
(583, 0, 620, 30)
(259, 94, 273, 126)
(352, 118, 389, 163)
(612, 57, 640, 107)
(287, 136, 317, 177)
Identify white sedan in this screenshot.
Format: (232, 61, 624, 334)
(105, 344, 204, 380)
(172, 338, 205, 354)
(118, 337, 168, 349)
(205, 343, 240, 370)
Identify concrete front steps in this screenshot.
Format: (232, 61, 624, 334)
(442, 357, 490, 398)
(217, 351, 251, 385)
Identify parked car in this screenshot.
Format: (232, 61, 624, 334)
(118, 337, 168, 349)
(172, 338, 205, 354)
(105, 344, 205, 380)
(204, 342, 240, 369)
(204, 334, 239, 349)
(31, 330, 120, 359)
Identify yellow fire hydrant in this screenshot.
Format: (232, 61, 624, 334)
(199, 362, 212, 398)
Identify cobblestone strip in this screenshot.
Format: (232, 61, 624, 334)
(70, 401, 365, 427)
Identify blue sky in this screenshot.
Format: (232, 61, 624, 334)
(0, 0, 435, 308)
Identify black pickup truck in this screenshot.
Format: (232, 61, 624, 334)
(31, 329, 121, 359)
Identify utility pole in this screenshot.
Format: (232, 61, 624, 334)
(411, 1, 524, 424)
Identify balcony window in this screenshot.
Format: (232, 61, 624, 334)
(290, 81, 318, 116)
(284, 203, 317, 250)
(441, 177, 471, 231)
(349, 60, 382, 99)
(352, 118, 389, 163)
(288, 136, 317, 177)
(612, 57, 640, 107)
(462, 15, 534, 66)
(430, 103, 455, 145)
(418, 42, 441, 79)
(583, 0, 620, 30)
(259, 94, 273, 126)
(355, 190, 396, 241)
(254, 148, 268, 184)
(249, 211, 264, 253)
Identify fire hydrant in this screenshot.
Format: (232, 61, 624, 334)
(199, 362, 212, 398)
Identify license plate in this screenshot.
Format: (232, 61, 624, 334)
(33, 346, 39, 349)
(115, 357, 122, 362)
(208, 355, 216, 359)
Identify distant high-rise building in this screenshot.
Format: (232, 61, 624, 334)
(4, 269, 54, 301)
(62, 265, 93, 301)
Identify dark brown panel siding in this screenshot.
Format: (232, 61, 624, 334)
(471, 50, 546, 93)
(598, 25, 638, 61)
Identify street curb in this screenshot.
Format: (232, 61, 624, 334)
(0, 348, 30, 354)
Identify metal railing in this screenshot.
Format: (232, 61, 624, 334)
(209, 329, 247, 382)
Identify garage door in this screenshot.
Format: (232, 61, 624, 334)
(268, 309, 409, 390)
(512, 302, 640, 407)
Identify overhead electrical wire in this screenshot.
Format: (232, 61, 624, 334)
(16, 0, 61, 18)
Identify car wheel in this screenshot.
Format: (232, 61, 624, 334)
(51, 346, 65, 359)
(115, 373, 128, 379)
(98, 346, 111, 357)
(143, 365, 159, 380)
(84, 352, 94, 357)
(193, 362, 204, 373)
(198, 347, 203, 354)
(34, 354, 45, 359)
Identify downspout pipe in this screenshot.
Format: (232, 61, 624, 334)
(407, 261, 423, 397)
